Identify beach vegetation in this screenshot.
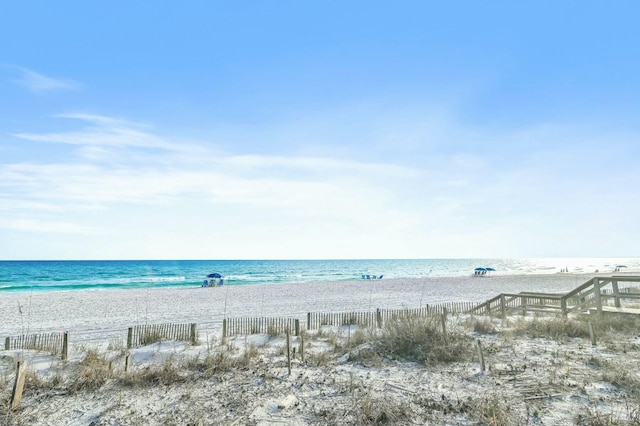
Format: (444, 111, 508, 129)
(509, 317, 590, 341)
(598, 360, 640, 394)
(414, 391, 520, 425)
(591, 314, 640, 334)
(3, 308, 640, 424)
(120, 357, 184, 388)
(349, 392, 412, 425)
(106, 337, 127, 354)
(465, 316, 498, 334)
(464, 392, 518, 426)
(67, 347, 113, 393)
(243, 342, 260, 364)
(305, 349, 333, 367)
(576, 397, 640, 425)
(373, 315, 473, 364)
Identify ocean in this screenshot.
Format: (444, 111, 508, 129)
(1, 258, 638, 294)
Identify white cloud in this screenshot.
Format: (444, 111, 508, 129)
(10, 66, 80, 93)
(2, 110, 639, 258)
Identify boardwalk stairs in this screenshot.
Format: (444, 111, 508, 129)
(468, 276, 640, 318)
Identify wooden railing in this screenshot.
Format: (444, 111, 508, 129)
(468, 276, 640, 318)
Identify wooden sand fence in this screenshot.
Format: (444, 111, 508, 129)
(306, 311, 377, 330)
(127, 323, 197, 348)
(222, 317, 300, 338)
(4, 332, 68, 359)
(306, 302, 477, 330)
(379, 302, 476, 321)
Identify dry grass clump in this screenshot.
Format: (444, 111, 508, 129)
(349, 392, 413, 425)
(464, 316, 498, 334)
(311, 391, 412, 425)
(374, 315, 473, 364)
(415, 392, 520, 425)
(305, 349, 334, 367)
(119, 357, 184, 387)
(510, 317, 590, 341)
(598, 361, 640, 394)
(183, 348, 253, 378)
(460, 393, 519, 426)
(592, 315, 640, 335)
(576, 397, 640, 426)
(67, 347, 113, 393)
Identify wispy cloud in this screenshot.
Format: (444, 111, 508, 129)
(13, 114, 178, 150)
(3, 111, 639, 258)
(6, 66, 80, 93)
(1, 113, 422, 244)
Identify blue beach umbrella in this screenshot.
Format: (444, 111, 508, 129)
(207, 273, 223, 278)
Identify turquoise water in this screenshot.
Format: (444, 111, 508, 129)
(0, 258, 638, 293)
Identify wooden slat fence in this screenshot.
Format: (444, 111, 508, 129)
(436, 301, 479, 314)
(4, 332, 64, 356)
(306, 311, 377, 330)
(307, 302, 479, 330)
(223, 317, 300, 337)
(127, 323, 197, 348)
(378, 302, 475, 319)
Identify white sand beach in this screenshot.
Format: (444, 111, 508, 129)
(2, 273, 640, 425)
(1, 274, 594, 343)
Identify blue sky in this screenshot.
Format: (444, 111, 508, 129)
(1, 1, 639, 260)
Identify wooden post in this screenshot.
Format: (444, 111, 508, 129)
(307, 312, 311, 330)
(62, 332, 68, 361)
(588, 321, 596, 346)
(286, 330, 291, 376)
(300, 334, 305, 362)
(560, 298, 567, 318)
(127, 327, 133, 349)
(5, 336, 10, 351)
(190, 323, 197, 345)
(476, 339, 485, 372)
(10, 361, 28, 410)
(376, 308, 382, 328)
(500, 295, 506, 319)
(125, 355, 130, 372)
(593, 279, 603, 314)
(440, 313, 447, 339)
(222, 319, 227, 344)
(294, 319, 300, 337)
(612, 280, 621, 308)
(520, 296, 527, 316)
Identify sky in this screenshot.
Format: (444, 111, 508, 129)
(1, 1, 639, 260)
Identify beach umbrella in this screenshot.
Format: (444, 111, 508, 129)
(207, 273, 223, 278)
(485, 267, 496, 271)
(473, 267, 486, 276)
(616, 265, 627, 268)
